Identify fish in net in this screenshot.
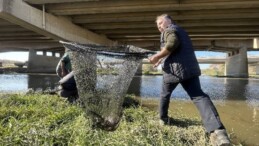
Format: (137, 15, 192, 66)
(60, 41, 155, 131)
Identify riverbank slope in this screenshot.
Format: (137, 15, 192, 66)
(0, 94, 244, 145)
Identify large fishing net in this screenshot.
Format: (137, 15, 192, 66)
(60, 41, 154, 131)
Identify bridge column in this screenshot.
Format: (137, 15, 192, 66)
(135, 60, 143, 75)
(225, 47, 248, 78)
(256, 64, 259, 75)
(27, 49, 61, 73)
(254, 38, 259, 49)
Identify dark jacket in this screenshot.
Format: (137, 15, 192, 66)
(161, 24, 201, 83)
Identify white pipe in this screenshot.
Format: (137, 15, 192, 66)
(42, 4, 46, 29)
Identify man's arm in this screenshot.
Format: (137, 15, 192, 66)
(148, 48, 170, 67)
(60, 53, 69, 77)
(60, 61, 68, 77)
(148, 29, 179, 67)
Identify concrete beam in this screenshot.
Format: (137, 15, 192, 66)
(191, 39, 255, 50)
(0, 32, 42, 37)
(95, 27, 259, 35)
(0, 0, 114, 45)
(74, 13, 259, 23)
(198, 58, 225, 64)
(0, 41, 61, 51)
(123, 39, 259, 52)
(213, 39, 254, 49)
(110, 35, 257, 41)
(84, 19, 259, 30)
(0, 26, 28, 32)
(45, 1, 259, 15)
(24, 0, 98, 4)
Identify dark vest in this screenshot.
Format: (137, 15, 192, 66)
(161, 24, 201, 83)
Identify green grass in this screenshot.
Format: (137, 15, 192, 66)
(0, 94, 211, 146)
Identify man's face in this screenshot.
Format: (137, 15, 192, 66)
(156, 17, 171, 33)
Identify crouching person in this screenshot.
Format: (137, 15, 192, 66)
(56, 51, 78, 102)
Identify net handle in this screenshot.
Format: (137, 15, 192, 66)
(59, 41, 156, 58)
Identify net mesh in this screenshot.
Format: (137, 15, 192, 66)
(60, 41, 153, 130)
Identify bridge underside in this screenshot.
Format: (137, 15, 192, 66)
(0, 0, 259, 76)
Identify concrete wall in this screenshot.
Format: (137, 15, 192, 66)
(256, 64, 259, 75)
(225, 47, 248, 78)
(27, 49, 61, 73)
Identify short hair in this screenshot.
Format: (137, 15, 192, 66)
(156, 14, 173, 23)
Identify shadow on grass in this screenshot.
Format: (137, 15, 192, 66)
(122, 95, 140, 108)
(167, 117, 202, 128)
(122, 95, 202, 128)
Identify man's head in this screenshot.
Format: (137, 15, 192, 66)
(156, 14, 173, 33)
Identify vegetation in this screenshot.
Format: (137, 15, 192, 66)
(0, 59, 25, 68)
(202, 64, 258, 77)
(0, 94, 214, 146)
(97, 68, 119, 75)
(201, 64, 225, 76)
(142, 64, 162, 75)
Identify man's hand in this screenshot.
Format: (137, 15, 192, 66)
(148, 54, 163, 68)
(148, 48, 171, 68)
(148, 54, 159, 65)
(154, 58, 163, 68)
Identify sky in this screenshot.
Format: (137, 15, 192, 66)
(1, 51, 259, 69)
(0, 52, 29, 62)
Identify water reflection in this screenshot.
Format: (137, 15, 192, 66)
(0, 74, 59, 93)
(143, 100, 259, 146)
(224, 78, 249, 100)
(1, 74, 259, 103)
(128, 76, 259, 102)
(28, 74, 59, 90)
(128, 76, 161, 97)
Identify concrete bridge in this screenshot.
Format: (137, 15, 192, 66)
(0, 0, 259, 77)
(139, 57, 259, 75)
(142, 57, 259, 65)
(197, 57, 259, 65)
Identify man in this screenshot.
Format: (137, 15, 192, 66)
(148, 14, 231, 146)
(56, 51, 78, 102)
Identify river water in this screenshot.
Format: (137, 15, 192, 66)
(0, 74, 258, 145)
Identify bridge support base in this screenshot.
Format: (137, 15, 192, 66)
(27, 49, 61, 73)
(225, 47, 248, 78)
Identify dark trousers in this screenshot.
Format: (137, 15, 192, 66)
(60, 76, 78, 101)
(160, 76, 224, 133)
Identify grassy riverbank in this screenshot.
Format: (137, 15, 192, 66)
(0, 94, 236, 145)
(0, 94, 207, 145)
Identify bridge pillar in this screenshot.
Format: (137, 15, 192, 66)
(254, 38, 259, 49)
(225, 47, 248, 78)
(135, 61, 143, 75)
(256, 64, 259, 75)
(27, 49, 61, 73)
